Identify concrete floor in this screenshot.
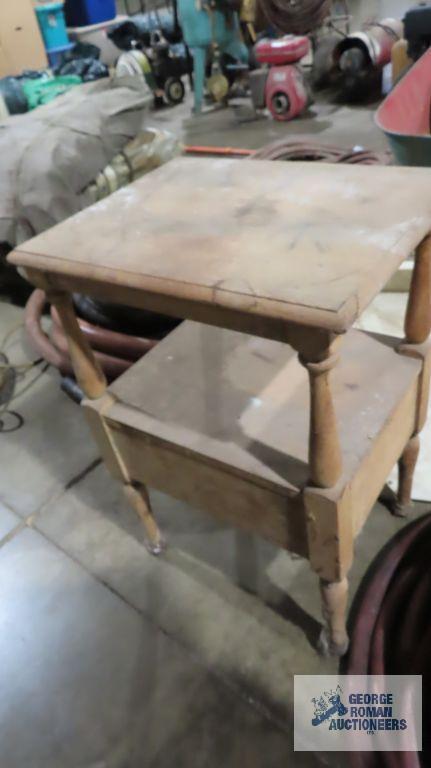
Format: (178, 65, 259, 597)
(0, 95, 429, 767)
(150, 91, 390, 153)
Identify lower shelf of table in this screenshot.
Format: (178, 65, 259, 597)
(84, 321, 421, 556)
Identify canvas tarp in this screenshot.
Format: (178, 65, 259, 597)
(0, 73, 152, 246)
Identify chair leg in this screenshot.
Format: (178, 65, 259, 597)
(393, 435, 420, 518)
(318, 577, 349, 658)
(123, 483, 165, 556)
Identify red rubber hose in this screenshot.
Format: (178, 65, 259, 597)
(345, 514, 431, 768)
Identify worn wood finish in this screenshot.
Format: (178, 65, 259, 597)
(104, 322, 421, 495)
(9, 158, 431, 658)
(87, 322, 422, 584)
(123, 483, 165, 554)
(394, 435, 420, 519)
(391, 235, 431, 517)
(398, 342, 431, 434)
(101, 418, 308, 555)
(86, 320, 425, 653)
(9, 159, 431, 334)
(405, 236, 431, 345)
(300, 343, 342, 489)
(47, 290, 106, 399)
(319, 578, 349, 658)
(84, 395, 164, 554)
(22, 267, 337, 353)
(304, 379, 418, 582)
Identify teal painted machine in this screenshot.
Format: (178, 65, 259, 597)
(178, 0, 248, 112)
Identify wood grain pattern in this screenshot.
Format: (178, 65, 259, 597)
(304, 378, 418, 582)
(405, 235, 431, 344)
(106, 322, 421, 497)
(47, 290, 106, 399)
(300, 343, 342, 489)
(9, 158, 431, 658)
(123, 482, 165, 554)
(84, 395, 164, 552)
(102, 419, 308, 555)
(319, 577, 349, 657)
(397, 341, 431, 434)
(9, 158, 431, 334)
(394, 434, 420, 518)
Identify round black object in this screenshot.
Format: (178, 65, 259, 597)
(271, 92, 290, 116)
(0, 77, 28, 114)
(164, 76, 185, 104)
(72, 294, 180, 338)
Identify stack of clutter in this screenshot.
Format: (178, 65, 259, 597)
(34, 1, 73, 68)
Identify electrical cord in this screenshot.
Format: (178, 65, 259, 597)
(0, 322, 49, 434)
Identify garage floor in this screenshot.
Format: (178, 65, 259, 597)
(1, 95, 428, 768)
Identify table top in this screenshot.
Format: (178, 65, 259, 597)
(9, 157, 431, 333)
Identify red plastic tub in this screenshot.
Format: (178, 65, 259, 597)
(376, 48, 431, 166)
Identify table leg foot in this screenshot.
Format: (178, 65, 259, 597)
(392, 435, 420, 518)
(391, 502, 415, 519)
(123, 483, 166, 556)
(318, 577, 349, 658)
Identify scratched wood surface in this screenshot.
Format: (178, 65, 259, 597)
(107, 321, 421, 495)
(9, 158, 431, 333)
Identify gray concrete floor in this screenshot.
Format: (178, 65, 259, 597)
(150, 91, 390, 153)
(1, 94, 429, 767)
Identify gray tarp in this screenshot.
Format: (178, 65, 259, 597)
(0, 74, 152, 246)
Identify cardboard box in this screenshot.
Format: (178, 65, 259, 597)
(0, 0, 48, 78)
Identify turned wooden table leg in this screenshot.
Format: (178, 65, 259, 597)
(88, 395, 166, 556)
(395, 235, 431, 517)
(318, 578, 349, 657)
(47, 290, 106, 399)
(48, 292, 164, 552)
(405, 236, 431, 346)
(300, 343, 343, 489)
(300, 341, 349, 657)
(394, 435, 420, 518)
(123, 482, 165, 555)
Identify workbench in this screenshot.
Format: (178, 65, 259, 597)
(9, 157, 431, 657)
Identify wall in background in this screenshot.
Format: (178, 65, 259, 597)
(347, 0, 419, 25)
(115, 0, 420, 24)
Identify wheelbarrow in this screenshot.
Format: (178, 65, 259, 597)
(376, 48, 431, 166)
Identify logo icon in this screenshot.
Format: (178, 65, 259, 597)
(311, 686, 348, 727)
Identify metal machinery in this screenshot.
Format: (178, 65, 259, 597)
(404, 3, 431, 61)
(178, 0, 248, 112)
(391, 3, 431, 86)
(109, 17, 191, 106)
(332, 17, 404, 97)
(251, 35, 310, 121)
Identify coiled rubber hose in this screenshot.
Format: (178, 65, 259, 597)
(343, 513, 431, 767)
(258, 0, 331, 35)
(25, 289, 162, 382)
(252, 138, 392, 165)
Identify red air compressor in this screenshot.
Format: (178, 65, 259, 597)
(251, 35, 310, 121)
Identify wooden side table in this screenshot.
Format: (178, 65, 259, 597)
(9, 158, 431, 656)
